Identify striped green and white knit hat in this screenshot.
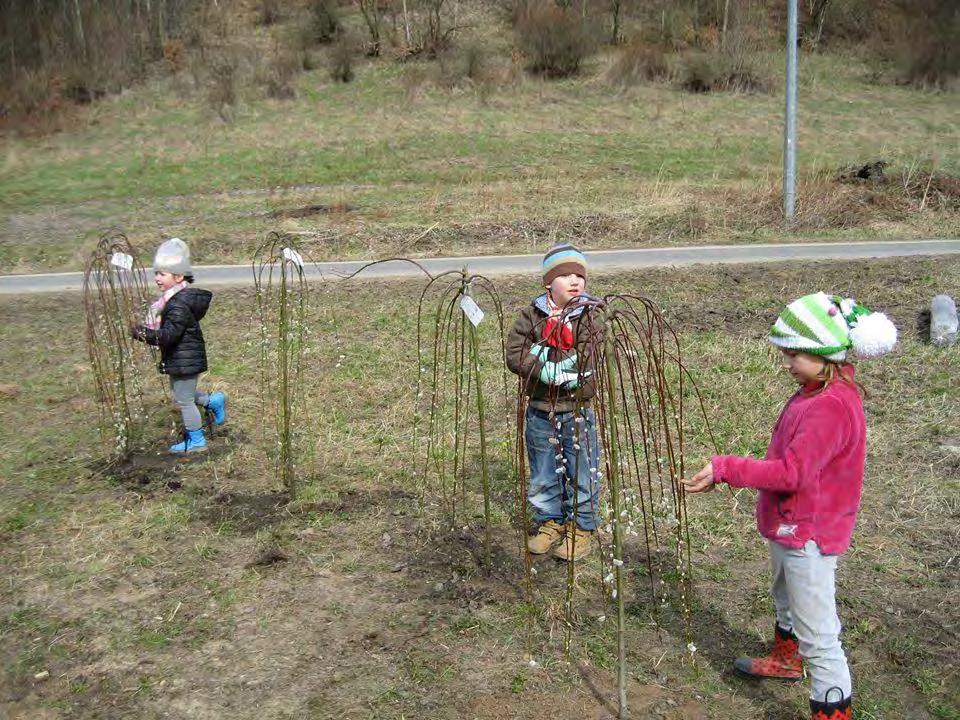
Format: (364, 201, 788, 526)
(542, 243, 587, 286)
(769, 292, 898, 361)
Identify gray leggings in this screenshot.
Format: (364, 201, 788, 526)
(169, 374, 210, 431)
(770, 539, 852, 701)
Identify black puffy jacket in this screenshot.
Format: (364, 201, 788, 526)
(139, 287, 212, 376)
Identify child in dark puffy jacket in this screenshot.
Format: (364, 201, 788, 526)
(682, 291, 897, 720)
(131, 238, 226, 454)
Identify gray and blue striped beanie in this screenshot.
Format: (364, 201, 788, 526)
(542, 243, 587, 285)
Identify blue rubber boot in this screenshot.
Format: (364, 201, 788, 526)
(169, 428, 208, 454)
(206, 392, 227, 425)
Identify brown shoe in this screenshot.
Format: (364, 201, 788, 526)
(552, 524, 594, 561)
(527, 520, 566, 554)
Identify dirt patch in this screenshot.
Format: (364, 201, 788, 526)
(265, 203, 355, 220)
(295, 486, 416, 515)
(2, 257, 958, 719)
(92, 453, 182, 489)
(199, 489, 290, 534)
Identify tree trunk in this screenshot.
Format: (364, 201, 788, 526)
(402, 0, 412, 47)
(72, 0, 86, 58)
(157, 0, 167, 52)
(721, 0, 730, 51)
(611, 0, 622, 45)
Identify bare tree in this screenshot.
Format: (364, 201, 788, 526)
(611, 0, 624, 45)
(807, 0, 832, 49)
(357, 0, 383, 56)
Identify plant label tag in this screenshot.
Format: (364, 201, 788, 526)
(460, 295, 484, 327)
(110, 252, 133, 271)
(282, 247, 304, 268)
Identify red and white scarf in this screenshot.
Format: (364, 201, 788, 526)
(542, 293, 575, 351)
(145, 282, 187, 330)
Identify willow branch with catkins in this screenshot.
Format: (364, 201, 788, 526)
(82, 232, 155, 460)
(253, 232, 310, 501)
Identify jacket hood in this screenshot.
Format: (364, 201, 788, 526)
(176, 287, 212, 321)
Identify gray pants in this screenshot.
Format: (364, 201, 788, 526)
(169, 374, 210, 432)
(770, 539, 852, 701)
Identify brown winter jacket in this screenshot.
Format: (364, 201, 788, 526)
(505, 293, 602, 413)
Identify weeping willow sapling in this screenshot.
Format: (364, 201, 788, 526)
(83, 232, 156, 459)
(253, 232, 310, 500)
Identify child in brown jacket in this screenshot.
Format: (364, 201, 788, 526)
(506, 244, 602, 561)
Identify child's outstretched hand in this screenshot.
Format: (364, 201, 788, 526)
(682, 462, 715, 493)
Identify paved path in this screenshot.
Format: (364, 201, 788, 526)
(2, 239, 958, 294)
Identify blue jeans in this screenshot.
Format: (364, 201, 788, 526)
(525, 406, 601, 531)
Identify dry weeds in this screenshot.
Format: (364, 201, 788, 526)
(1, 256, 957, 718)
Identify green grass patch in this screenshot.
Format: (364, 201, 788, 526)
(1, 48, 957, 272)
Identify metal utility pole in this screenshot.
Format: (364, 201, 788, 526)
(784, 0, 798, 224)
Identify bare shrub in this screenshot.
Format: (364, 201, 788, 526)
(802, 0, 877, 48)
(606, 37, 671, 86)
(418, 0, 458, 57)
(402, 65, 429, 101)
(461, 43, 486, 81)
(208, 59, 238, 121)
(514, 1, 595, 78)
(644, 2, 721, 51)
(435, 43, 488, 88)
(898, 166, 960, 212)
(679, 52, 717, 92)
(0, 0, 200, 122)
(679, 47, 769, 93)
(888, 2, 959, 90)
(0, 70, 66, 129)
(308, 0, 342, 45)
(258, 0, 283, 26)
(357, 0, 384, 56)
(266, 46, 301, 99)
(301, 49, 319, 72)
(657, 5, 696, 51)
(683, 201, 708, 239)
(329, 38, 356, 83)
(162, 39, 187, 74)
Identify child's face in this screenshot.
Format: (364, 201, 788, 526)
(547, 273, 586, 307)
(780, 348, 827, 384)
(155, 270, 183, 292)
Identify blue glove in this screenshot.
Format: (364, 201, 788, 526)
(528, 343, 550, 363)
(538, 356, 579, 385)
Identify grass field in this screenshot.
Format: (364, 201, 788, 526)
(1, 41, 958, 273)
(2, 256, 957, 719)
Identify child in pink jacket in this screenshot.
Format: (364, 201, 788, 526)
(683, 291, 897, 720)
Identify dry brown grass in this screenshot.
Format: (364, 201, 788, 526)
(730, 166, 960, 231)
(605, 38, 672, 87)
(1, 256, 957, 718)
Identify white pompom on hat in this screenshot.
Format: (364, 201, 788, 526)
(153, 238, 192, 275)
(769, 291, 897, 361)
(848, 309, 899, 358)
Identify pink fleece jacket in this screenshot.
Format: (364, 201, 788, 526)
(712, 369, 866, 555)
